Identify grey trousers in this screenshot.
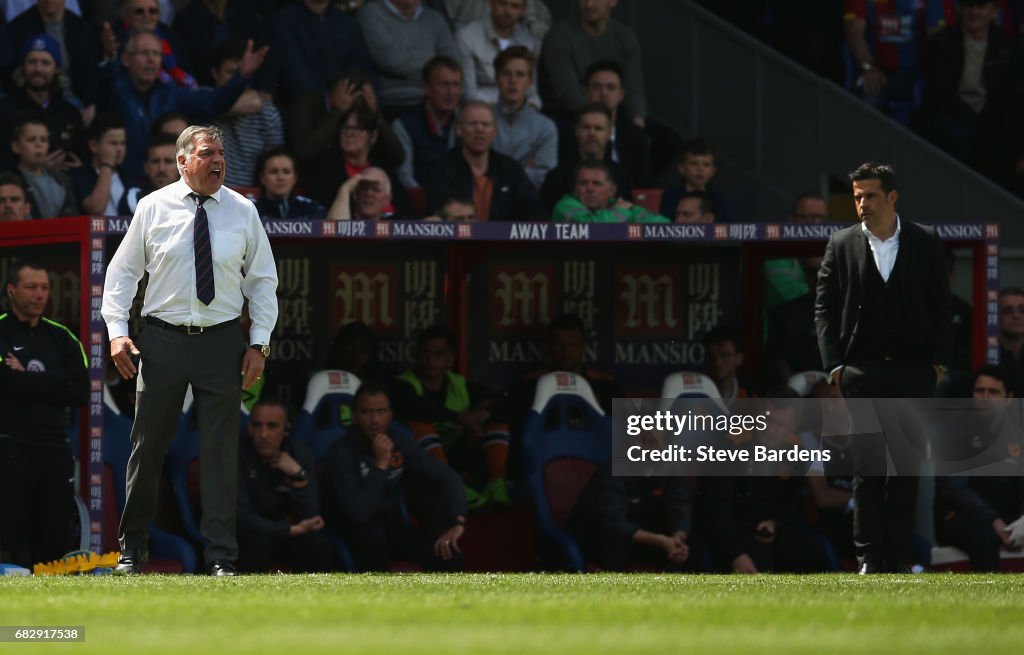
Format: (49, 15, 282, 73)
(118, 319, 246, 564)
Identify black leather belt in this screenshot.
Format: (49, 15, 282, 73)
(145, 316, 238, 335)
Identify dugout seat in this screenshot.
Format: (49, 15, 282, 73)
(522, 372, 611, 572)
(292, 370, 362, 462)
(632, 188, 664, 215)
(102, 387, 196, 573)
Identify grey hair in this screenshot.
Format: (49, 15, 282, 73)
(175, 125, 223, 174)
(123, 29, 160, 55)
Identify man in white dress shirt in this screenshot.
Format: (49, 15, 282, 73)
(102, 125, 279, 576)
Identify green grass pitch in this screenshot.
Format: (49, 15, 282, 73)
(2, 573, 1023, 653)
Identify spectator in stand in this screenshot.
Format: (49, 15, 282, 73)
(288, 68, 405, 182)
(150, 111, 189, 140)
(271, 0, 375, 104)
(10, 117, 78, 219)
(0, 33, 83, 172)
(926, 0, 1020, 38)
(582, 60, 651, 188)
(432, 195, 476, 220)
(393, 56, 463, 189)
(703, 326, 753, 406)
(358, 0, 461, 115)
(322, 381, 467, 572)
(327, 166, 397, 220)
(69, 113, 128, 216)
(658, 139, 729, 222)
(117, 132, 179, 216)
(171, 0, 274, 92)
(843, 0, 928, 118)
(0, 173, 31, 221)
(491, 46, 557, 187)
(253, 146, 325, 219)
(98, 30, 266, 176)
(921, 0, 1024, 189)
(443, 0, 551, 38)
(392, 325, 511, 509)
(998, 286, 1024, 379)
(551, 160, 668, 223)
(8, 0, 99, 125)
(934, 365, 1024, 571)
(701, 395, 833, 573)
(456, 0, 541, 107)
(209, 40, 284, 187)
(426, 101, 546, 221)
(101, 0, 195, 89)
(237, 400, 333, 573)
(921, 1, 1021, 159)
(305, 107, 412, 216)
(673, 190, 715, 224)
(540, 103, 632, 211)
(539, 0, 645, 125)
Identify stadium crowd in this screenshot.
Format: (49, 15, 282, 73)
(1, 1, 1022, 574)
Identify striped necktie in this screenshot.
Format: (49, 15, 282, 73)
(191, 193, 215, 305)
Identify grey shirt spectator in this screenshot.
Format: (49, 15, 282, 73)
(442, 0, 550, 39)
(492, 101, 556, 188)
(539, 5, 645, 120)
(456, 7, 541, 107)
(358, 0, 461, 110)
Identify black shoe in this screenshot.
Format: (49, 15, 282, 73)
(207, 560, 238, 576)
(115, 549, 146, 575)
(888, 562, 913, 574)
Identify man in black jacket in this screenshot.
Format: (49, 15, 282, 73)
(0, 260, 89, 568)
(237, 400, 333, 573)
(426, 101, 545, 221)
(815, 162, 952, 573)
(934, 365, 1024, 571)
(322, 381, 467, 572)
(919, 0, 1023, 177)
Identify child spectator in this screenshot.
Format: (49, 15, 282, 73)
(69, 113, 128, 216)
(658, 138, 728, 221)
(253, 146, 325, 219)
(10, 117, 78, 219)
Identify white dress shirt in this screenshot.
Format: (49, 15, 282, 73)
(102, 178, 279, 346)
(861, 215, 901, 282)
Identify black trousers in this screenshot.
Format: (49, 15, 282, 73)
(935, 512, 1003, 573)
(119, 321, 246, 565)
(345, 510, 462, 573)
(0, 438, 75, 568)
(237, 528, 334, 573)
(841, 360, 936, 569)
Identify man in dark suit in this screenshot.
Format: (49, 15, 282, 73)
(814, 162, 952, 574)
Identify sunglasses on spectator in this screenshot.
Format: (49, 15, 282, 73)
(1000, 304, 1024, 315)
(133, 7, 160, 16)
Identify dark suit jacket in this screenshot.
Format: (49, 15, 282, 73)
(814, 219, 952, 372)
(426, 148, 546, 221)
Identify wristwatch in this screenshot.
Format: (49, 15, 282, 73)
(251, 344, 270, 358)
